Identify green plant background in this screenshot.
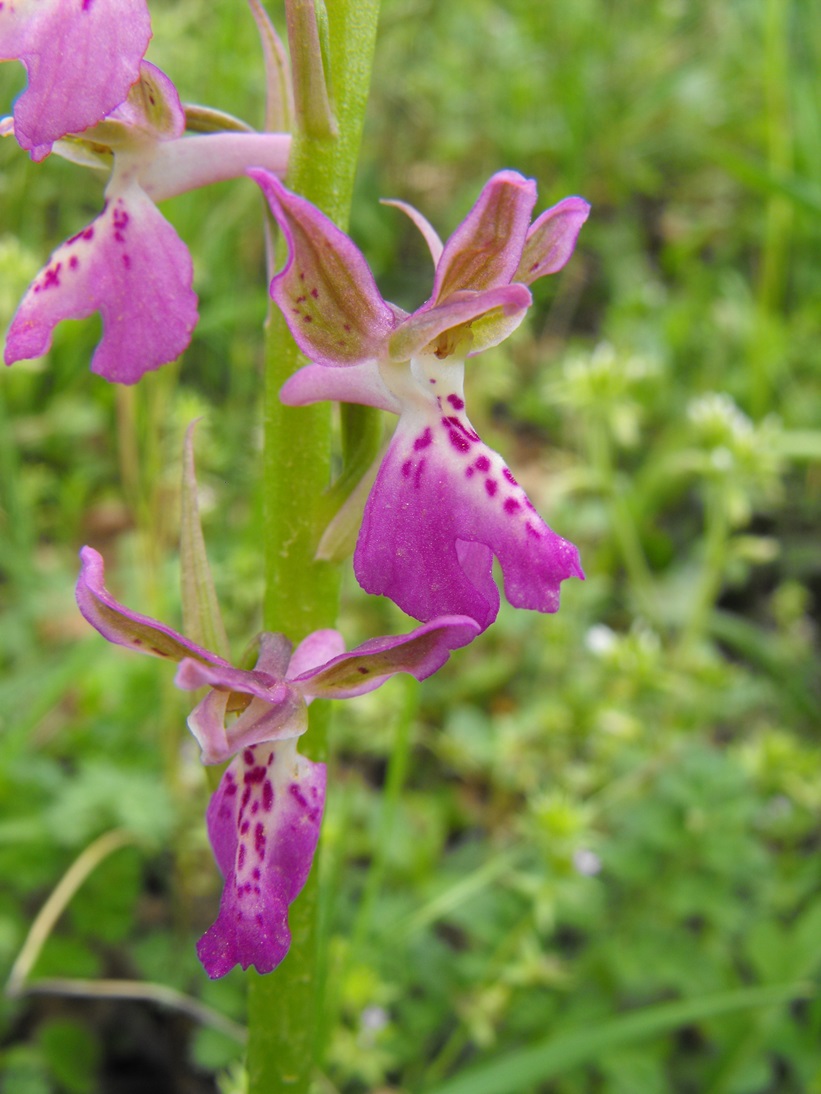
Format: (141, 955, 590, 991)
(1, 0, 820, 1091)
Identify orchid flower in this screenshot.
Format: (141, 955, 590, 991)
(3, 62, 291, 384)
(76, 546, 479, 978)
(251, 169, 588, 632)
(0, 0, 152, 161)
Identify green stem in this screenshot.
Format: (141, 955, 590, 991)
(248, 2, 381, 1091)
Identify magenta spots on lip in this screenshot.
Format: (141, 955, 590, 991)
(447, 393, 465, 410)
(414, 427, 433, 451)
(445, 415, 480, 442)
(503, 468, 518, 486)
(485, 479, 497, 497)
(475, 455, 491, 473)
(289, 784, 307, 808)
(448, 429, 471, 453)
(262, 780, 273, 811)
(504, 497, 521, 514)
(41, 263, 62, 290)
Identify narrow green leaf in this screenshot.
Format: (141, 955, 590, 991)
(427, 983, 816, 1094)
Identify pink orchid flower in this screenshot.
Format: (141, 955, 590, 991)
(252, 169, 588, 632)
(0, 0, 151, 161)
(76, 546, 479, 978)
(4, 62, 291, 384)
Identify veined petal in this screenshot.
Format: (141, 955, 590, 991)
(292, 615, 481, 699)
(514, 196, 591, 285)
(196, 739, 326, 978)
(388, 284, 532, 363)
(75, 546, 228, 667)
(87, 60, 184, 146)
(250, 168, 396, 367)
(0, 0, 152, 160)
(280, 360, 400, 414)
(354, 357, 584, 631)
(5, 175, 197, 383)
(430, 170, 536, 303)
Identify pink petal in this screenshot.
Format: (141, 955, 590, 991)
(197, 741, 326, 979)
(100, 60, 184, 141)
(0, 0, 151, 160)
(250, 168, 396, 367)
(287, 629, 347, 679)
(280, 360, 400, 414)
(388, 284, 532, 363)
(178, 635, 307, 765)
(185, 686, 307, 766)
(142, 132, 291, 203)
(5, 177, 197, 383)
(75, 546, 228, 667)
(353, 360, 584, 631)
(514, 196, 591, 285)
(292, 615, 481, 699)
(430, 170, 536, 304)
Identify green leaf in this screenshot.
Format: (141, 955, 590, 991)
(426, 984, 816, 1094)
(38, 1019, 100, 1094)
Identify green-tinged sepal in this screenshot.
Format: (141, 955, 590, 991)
(285, 0, 337, 139)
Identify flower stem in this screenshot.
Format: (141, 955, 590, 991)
(248, 2, 381, 1091)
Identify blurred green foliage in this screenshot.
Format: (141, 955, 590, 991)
(1, 0, 820, 1091)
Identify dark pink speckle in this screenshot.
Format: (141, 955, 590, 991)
(413, 427, 433, 451)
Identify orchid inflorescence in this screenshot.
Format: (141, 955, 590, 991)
(1, 1, 588, 979)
